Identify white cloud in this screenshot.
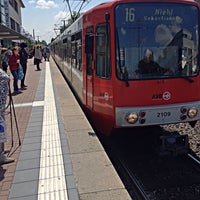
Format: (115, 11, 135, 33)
(34, 0, 58, 9)
(28, 0, 36, 3)
(54, 11, 69, 21)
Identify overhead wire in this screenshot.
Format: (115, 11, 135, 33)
(42, 0, 93, 42)
(39, 1, 70, 40)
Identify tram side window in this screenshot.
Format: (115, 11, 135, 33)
(67, 37, 71, 65)
(85, 28, 94, 75)
(63, 37, 68, 61)
(96, 23, 111, 79)
(71, 32, 82, 71)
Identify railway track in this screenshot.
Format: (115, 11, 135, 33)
(121, 153, 200, 200)
(116, 155, 151, 200)
(99, 125, 200, 200)
(188, 153, 200, 165)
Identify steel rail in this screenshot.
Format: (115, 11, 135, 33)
(117, 157, 151, 200)
(187, 153, 200, 165)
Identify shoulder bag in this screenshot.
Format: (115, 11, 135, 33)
(18, 64, 24, 80)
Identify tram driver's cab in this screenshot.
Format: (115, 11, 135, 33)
(115, 3, 199, 81)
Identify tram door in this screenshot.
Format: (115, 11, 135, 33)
(85, 27, 94, 109)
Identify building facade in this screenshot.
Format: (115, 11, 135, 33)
(0, 0, 27, 46)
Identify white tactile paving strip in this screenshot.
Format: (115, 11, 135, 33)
(13, 101, 44, 108)
(37, 62, 68, 199)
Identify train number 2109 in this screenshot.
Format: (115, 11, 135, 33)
(157, 112, 171, 118)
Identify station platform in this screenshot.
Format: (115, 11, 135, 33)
(0, 57, 131, 200)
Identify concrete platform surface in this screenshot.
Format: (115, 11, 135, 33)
(0, 56, 131, 200)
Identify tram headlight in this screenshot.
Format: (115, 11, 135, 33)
(188, 107, 198, 118)
(126, 112, 138, 124)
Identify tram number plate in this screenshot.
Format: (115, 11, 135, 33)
(157, 112, 171, 118)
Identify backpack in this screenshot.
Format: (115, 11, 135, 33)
(20, 49, 28, 63)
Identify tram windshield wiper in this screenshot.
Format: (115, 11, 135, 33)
(116, 30, 129, 87)
(121, 66, 129, 87)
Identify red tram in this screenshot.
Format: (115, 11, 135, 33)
(50, 0, 200, 135)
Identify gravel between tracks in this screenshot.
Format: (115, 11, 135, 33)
(161, 121, 200, 157)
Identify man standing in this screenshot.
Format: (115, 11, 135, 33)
(34, 45, 43, 71)
(19, 43, 28, 89)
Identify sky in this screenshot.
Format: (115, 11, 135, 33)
(22, 0, 111, 43)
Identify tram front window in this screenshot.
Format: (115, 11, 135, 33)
(115, 3, 199, 80)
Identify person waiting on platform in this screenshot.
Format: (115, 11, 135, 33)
(34, 45, 43, 71)
(19, 43, 28, 89)
(8, 47, 22, 95)
(43, 46, 50, 61)
(0, 48, 10, 72)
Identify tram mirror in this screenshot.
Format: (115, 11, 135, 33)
(105, 12, 110, 21)
(85, 33, 94, 54)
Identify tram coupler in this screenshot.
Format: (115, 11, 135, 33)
(158, 134, 189, 156)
